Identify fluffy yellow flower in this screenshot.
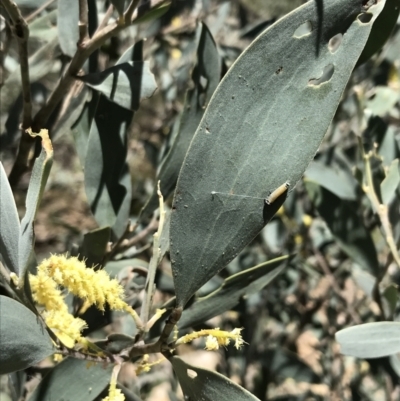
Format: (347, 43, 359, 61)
(176, 328, 245, 350)
(38, 255, 126, 311)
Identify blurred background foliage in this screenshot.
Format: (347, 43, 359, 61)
(1, 0, 400, 400)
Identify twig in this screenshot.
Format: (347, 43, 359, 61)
(125, 0, 141, 23)
(78, 0, 89, 45)
(25, 0, 56, 23)
(360, 144, 400, 269)
(94, 4, 114, 35)
(2, 0, 32, 129)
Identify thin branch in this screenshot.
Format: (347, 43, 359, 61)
(25, 0, 56, 23)
(360, 143, 400, 269)
(2, 0, 32, 129)
(78, 0, 89, 45)
(125, 0, 141, 23)
(9, 0, 168, 188)
(94, 3, 114, 35)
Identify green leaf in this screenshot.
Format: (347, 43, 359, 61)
(27, 358, 113, 401)
(84, 96, 132, 239)
(80, 226, 111, 267)
(381, 158, 400, 205)
(19, 130, 53, 277)
(179, 255, 288, 329)
(171, 356, 261, 401)
(140, 22, 221, 220)
(0, 163, 20, 274)
(304, 161, 358, 201)
(305, 181, 378, 274)
(71, 92, 100, 167)
(336, 321, 400, 358)
(57, 0, 79, 57)
(366, 86, 400, 117)
(169, 0, 386, 307)
(79, 61, 157, 111)
(133, 2, 171, 24)
(105, 258, 149, 277)
(53, 85, 91, 138)
(0, 296, 54, 374)
(357, 0, 400, 66)
(29, 9, 58, 42)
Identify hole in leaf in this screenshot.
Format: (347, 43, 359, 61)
(293, 21, 313, 38)
(308, 64, 335, 86)
(358, 13, 373, 23)
(187, 369, 197, 379)
(328, 33, 343, 53)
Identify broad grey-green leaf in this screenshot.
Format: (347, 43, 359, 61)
(27, 358, 113, 401)
(171, 356, 261, 401)
(29, 9, 58, 42)
(19, 130, 53, 277)
(0, 163, 20, 274)
(304, 161, 358, 201)
(58, 0, 79, 57)
(179, 255, 288, 329)
(357, 0, 400, 66)
(170, 0, 386, 307)
(366, 86, 400, 117)
(305, 181, 378, 274)
(84, 96, 132, 239)
(353, 268, 376, 298)
(381, 159, 400, 205)
(140, 22, 220, 220)
(80, 226, 111, 267)
(105, 258, 148, 278)
(79, 61, 157, 111)
(52, 84, 90, 138)
(336, 322, 400, 358)
(133, 1, 170, 25)
(0, 296, 54, 374)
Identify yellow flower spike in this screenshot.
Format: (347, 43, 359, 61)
(38, 255, 127, 312)
(102, 364, 124, 401)
(176, 328, 245, 351)
(135, 354, 165, 375)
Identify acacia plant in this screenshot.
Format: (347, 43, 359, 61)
(0, 0, 397, 400)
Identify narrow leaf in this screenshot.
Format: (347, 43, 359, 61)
(171, 356, 261, 401)
(179, 255, 288, 329)
(170, 0, 386, 306)
(80, 226, 111, 267)
(0, 163, 20, 274)
(0, 296, 54, 374)
(19, 129, 53, 277)
(58, 0, 79, 57)
(79, 62, 157, 111)
(381, 159, 400, 205)
(84, 96, 132, 239)
(27, 358, 113, 401)
(305, 181, 378, 274)
(336, 322, 400, 358)
(140, 22, 221, 220)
